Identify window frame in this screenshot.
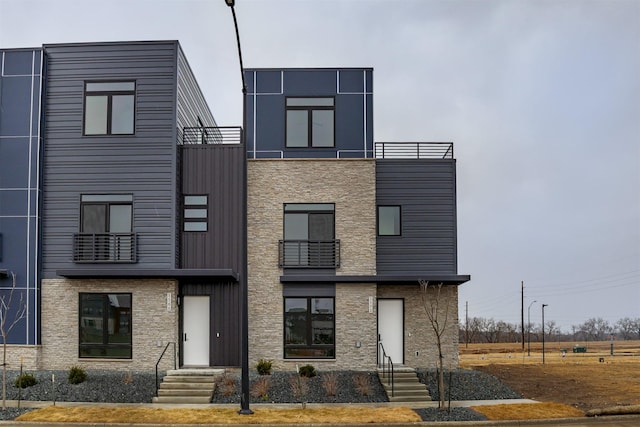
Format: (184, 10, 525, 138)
(283, 296, 335, 359)
(79, 292, 132, 359)
(183, 194, 208, 232)
(285, 97, 335, 148)
(79, 194, 133, 234)
(377, 205, 402, 236)
(83, 81, 136, 136)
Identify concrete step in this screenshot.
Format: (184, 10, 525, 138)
(385, 388, 430, 396)
(157, 389, 213, 397)
(152, 396, 212, 404)
(388, 395, 431, 403)
(159, 382, 215, 390)
(167, 369, 224, 376)
(384, 383, 428, 391)
(162, 376, 216, 383)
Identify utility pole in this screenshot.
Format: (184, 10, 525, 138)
(465, 301, 469, 348)
(521, 281, 525, 350)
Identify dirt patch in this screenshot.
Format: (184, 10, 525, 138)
(471, 361, 640, 412)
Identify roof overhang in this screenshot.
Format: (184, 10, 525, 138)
(56, 268, 239, 281)
(280, 274, 470, 285)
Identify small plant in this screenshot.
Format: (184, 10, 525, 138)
(289, 373, 308, 400)
(14, 373, 37, 388)
(353, 372, 371, 396)
(321, 371, 338, 396)
(298, 364, 316, 378)
(68, 366, 87, 384)
(217, 373, 237, 397)
(255, 358, 273, 375)
(250, 376, 270, 400)
(122, 371, 133, 385)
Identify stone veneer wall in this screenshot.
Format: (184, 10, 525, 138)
(377, 284, 459, 368)
(0, 346, 41, 370)
(40, 279, 178, 370)
(247, 159, 377, 370)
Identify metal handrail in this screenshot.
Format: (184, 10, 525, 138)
(378, 341, 394, 397)
(375, 142, 454, 159)
(155, 342, 176, 396)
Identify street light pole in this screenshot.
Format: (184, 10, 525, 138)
(542, 304, 548, 364)
(224, 0, 252, 415)
(527, 300, 536, 357)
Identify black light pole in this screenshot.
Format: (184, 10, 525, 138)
(224, 0, 252, 415)
(527, 300, 536, 357)
(541, 304, 548, 364)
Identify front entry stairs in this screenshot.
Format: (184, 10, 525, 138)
(153, 369, 224, 404)
(378, 366, 431, 403)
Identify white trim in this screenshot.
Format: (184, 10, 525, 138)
(33, 49, 44, 345)
(252, 71, 257, 159)
(336, 70, 340, 93)
(363, 70, 367, 158)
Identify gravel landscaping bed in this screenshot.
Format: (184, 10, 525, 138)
(0, 368, 521, 422)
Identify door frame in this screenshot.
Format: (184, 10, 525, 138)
(377, 298, 404, 365)
(181, 295, 210, 367)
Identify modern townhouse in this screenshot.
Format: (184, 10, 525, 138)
(0, 42, 469, 380)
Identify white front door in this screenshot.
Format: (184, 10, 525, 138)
(183, 296, 210, 366)
(378, 299, 404, 365)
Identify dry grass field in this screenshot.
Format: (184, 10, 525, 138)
(460, 340, 640, 411)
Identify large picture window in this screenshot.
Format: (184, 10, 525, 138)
(286, 97, 334, 148)
(79, 293, 132, 359)
(284, 297, 335, 358)
(84, 81, 135, 135)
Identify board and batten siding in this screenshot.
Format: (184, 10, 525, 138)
(41, 41, 181, 277)
(376, 159, 458, 275)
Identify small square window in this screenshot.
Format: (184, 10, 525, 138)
(84, 82, 135, 136)
(378, 206, 401, 236)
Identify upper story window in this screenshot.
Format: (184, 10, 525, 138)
(281, 203, 339, 268)
(286, 98, 334, 148)
(378, 205, 401, 236)
(184, 195, 208, 232)
(84, 82, 135, 135)
(74, 194, 135, 263)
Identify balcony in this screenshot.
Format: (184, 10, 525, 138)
(181, 126, 242, 145)
(73, 233, 137, 263)
(278, 240, 341, 268)
(375, 142, 454, 159)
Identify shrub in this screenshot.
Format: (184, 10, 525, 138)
(256, 358, 273, 375)
(289, 373, 308, 399)
(250, 376, 270, 400)
(298, 364, 316, 378)
(353, 372, 371, 396)
(321, 372, 338, 396)
(122, 371, 133, 385)
(217, 373, 237, 396)
(14, 373, 37, 388)
(68, 366, 87, 384)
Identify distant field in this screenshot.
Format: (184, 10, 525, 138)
(459, 340, 640, 411)
(460, 339, 640, 366)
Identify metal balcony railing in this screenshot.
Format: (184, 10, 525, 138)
(181, 126, 242, 145)
(375, 142, 454, 159)
(73, 233, 137, 263)
(278, 240, 341, 268)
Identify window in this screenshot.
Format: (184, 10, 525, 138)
(281, 203, 337, 267)
(79, 293, 132, 358)
(84, 82, 135, 135)
(284, 297, 334, 358)
(378, 205, 401, 236)
(184, 195, 208, 231)
(286, 98, 334, 148)
(75, 195, 134, 262)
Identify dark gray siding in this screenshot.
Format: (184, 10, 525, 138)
(180, 145, 245, 272)
(41, 42, 180, 277)
(176, 46, 216, 138)
(376, 160, 458, 275)
(180, 281, 240, 366)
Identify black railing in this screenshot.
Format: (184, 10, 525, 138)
(375, 142, 454, 159)
(378, 340, 395, 397)
(155, 342, 177, 396)
(278, 240, 340, 268)
(73, 233, 137, 263)
(181, 126, 242, 145)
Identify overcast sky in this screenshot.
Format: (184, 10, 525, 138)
(1, 0, 638, 332)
